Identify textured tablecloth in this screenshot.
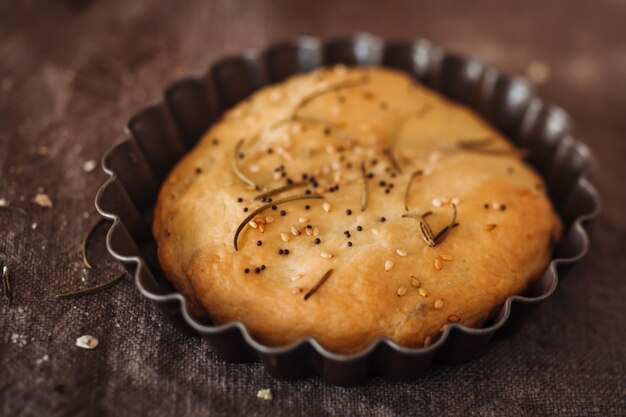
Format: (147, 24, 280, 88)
(1, 1, 625, 416)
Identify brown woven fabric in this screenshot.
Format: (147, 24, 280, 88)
(1, 1, 624, 416)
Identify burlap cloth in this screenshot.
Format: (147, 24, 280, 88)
(1, 1, 624, 416)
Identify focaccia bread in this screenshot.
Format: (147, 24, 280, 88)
(153, 66, 561, 354)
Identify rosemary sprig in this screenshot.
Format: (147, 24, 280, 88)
(232, 139, 261, 190)
(82, 218, 106, 269)
(404, 170, 423, 211)
(2, 262, 11, 307)
(55, 272, 125, 299)
(303, 269, 334, 301)
(254, 181, 307, 201)
(293, 78, 369, 116)
(360, 161, 369, 212)
(402, 203, 458, 247)
(234, 194, 323, 251)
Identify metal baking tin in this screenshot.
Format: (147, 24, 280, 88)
(95, 34, 600, 386)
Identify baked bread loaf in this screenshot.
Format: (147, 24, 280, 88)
(153, 66, 561, 354)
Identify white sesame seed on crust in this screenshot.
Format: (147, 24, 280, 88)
(411, 277, 421, 288)
(280, 232, 291, 242)
(434, 299, 444, 309)
(396, 249, 407, 257)
(320, 251, 333, 259)
(434, 258, 444, 270)
(298, 217, 309, 223)
(431, 198, 442, 208)
(397, 287, 407, 297)
(290, 225, 300, 236)
(290, 274, 304, 281)
(439, 253, 453, 261)
(313, 227, 320, 236)
(265, 216, 274, 224)
(448, 315, 461, 323)
(323, 202, 332, 213)
(384, 260, 394, 271)
(419, 288, 428, 297)
(249, 221, 258, 229)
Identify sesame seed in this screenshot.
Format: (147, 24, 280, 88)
(419, 288, 428, 297)
(439, 254, 453, 261)
(257, 240, 262, 246)
(290, 225, 300, 236)
(278, 249, 284, 254)
(484, 223, 497, 231)
(261, 265, 266, 270)
(323, 202, 332, 212)
(237, 197, 243, 203)
(448, 315, 461, 323)
(292, 287, 303, 294)
(284, 249, 290, 255)
(280, 232, 291, 242)
(451, 197, 460, 205)
(313, 227, 320, 236)
(304, 205, 310, 210)
(314, 238, 321, 244)
(384, 260, 394, 271)
(434, 299, 444, 309)
(258, 224, 265, 233)
(434, 258, 444, 270)
(298, 217, 309, 223)
(243, 207, 249, 212)
(346, 209, 352, 215)
(380, 217, 386, 222)
(244, 268, 250, 274)
(305, 228, 313, 236)
(397, 287, 407, 297)
(396, 249, 407, 257)
(320, 251, 333, 259)
(491, 201, 500, 209)
(356, 225, 363, 231)
(280, 210, 286, 216)
(483, 203, 489, 209)
(411, 277, 421, 288)
(249, 221, 258, 228)
(291, 274, 304, 281)
(432, 198, 442, 208)
(424, 336, 432, 347)
(271, 205, 277, 211)
(500, 204, 507, 211)
(265, 216, 274, 224)
(347, 242, 353, 247)
(255, 267, 261, 273)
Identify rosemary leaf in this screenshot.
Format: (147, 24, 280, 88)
(293, 78, 369, 116)
(404, 170, 423, 211)
(55, 272, 125, 300)
(303, 269, 334, 301)
(254, 181, 307, 201)
(433, 203, 457, 245)
(360, 161, 369, 212)
(82, 218, 106, 270)
(0, 206, 27, 216)
(234, 194, 323, 251)
(232, 139, 261, 190)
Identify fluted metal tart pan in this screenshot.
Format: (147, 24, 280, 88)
(95, 33, 600, 386)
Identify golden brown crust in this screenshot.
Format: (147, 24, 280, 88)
(153, 66, 562, 354)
